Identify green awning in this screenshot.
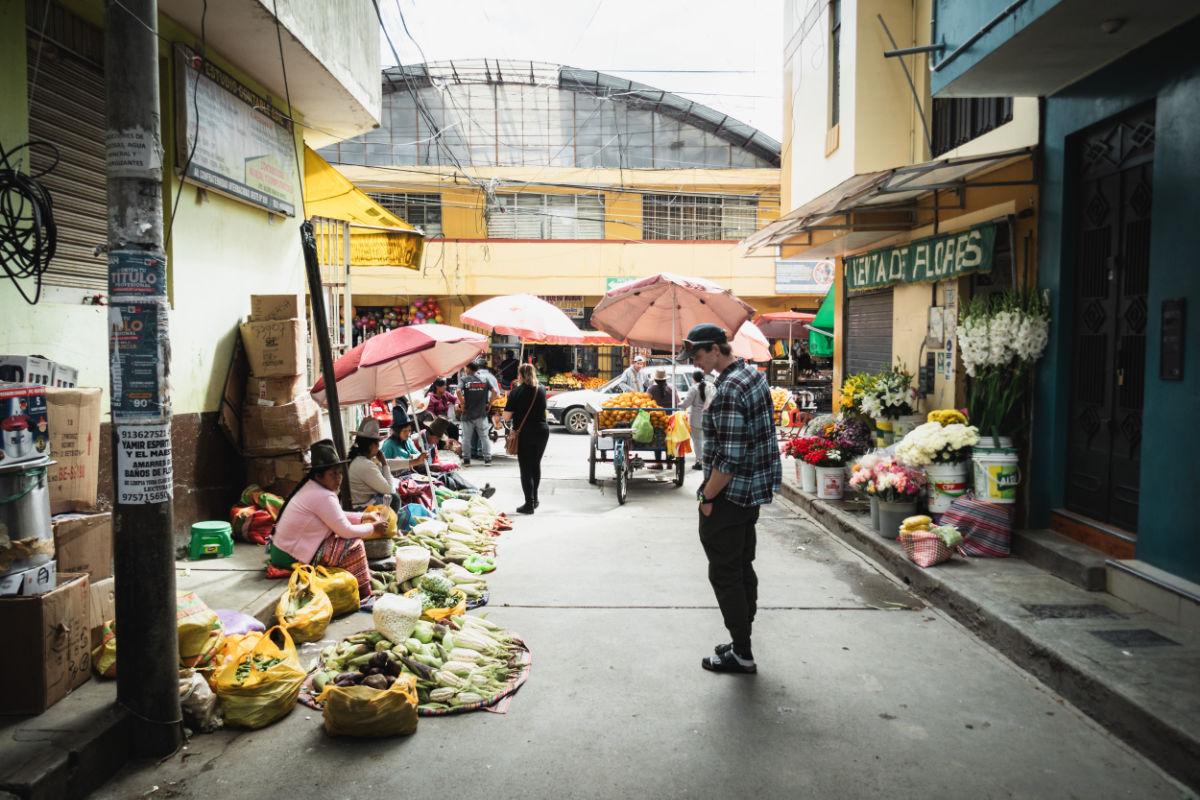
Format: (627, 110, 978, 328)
(809, 291, 834, 357)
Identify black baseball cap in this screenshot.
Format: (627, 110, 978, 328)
(678, 323, 728, 359)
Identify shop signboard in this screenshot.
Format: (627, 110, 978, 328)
(174, 47, 297, 217)
(845, 223, 997, 291)
(605, 277, 637, 293)
(775, 259, 835, 294)
(537, 295, 584, 320)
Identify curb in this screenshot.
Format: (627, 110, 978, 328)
(779, 480, 1200, 791)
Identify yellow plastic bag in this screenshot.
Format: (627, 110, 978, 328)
(91, 621, 117, 678)
(364, 503, 398, 539)
(177, 591, 226, 671)
(666, 411, 692, 457)
(214, 626, 305, 729)
(404, 587, 466, 622)
(318, 673, 419, 737)
(276, 568, 333, 643)
(297, 564, 360, 617)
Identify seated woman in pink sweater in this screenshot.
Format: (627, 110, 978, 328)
(267, 439, 387, 600)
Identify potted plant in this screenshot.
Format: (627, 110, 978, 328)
(781, 436, 822, 492)
(848, 452, 887, 529)
(869, 458, 929, 539)
(803, 441, 848, 500)
(894, 417, 980, 515)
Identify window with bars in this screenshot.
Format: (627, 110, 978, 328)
(365, 192, 443, 237)
(486, 193, 605, 239)
(830, 0, 842, 128)
(931, 97, 1014, 157)
(641, 194, 758, 240)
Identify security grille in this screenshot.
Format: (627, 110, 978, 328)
(365, 192, 442, 237)
(641, 194, 758, 240)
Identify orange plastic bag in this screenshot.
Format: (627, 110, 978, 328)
(295, 564, 360, 617)
(404, 587, 466, 622)
(276, 568, 333, 643)
(214, 626, 305, 729)
(317, 673, 419, 737)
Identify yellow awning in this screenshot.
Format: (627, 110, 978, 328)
(303, 147, 424, 269)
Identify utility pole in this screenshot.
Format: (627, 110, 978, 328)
(104, 0, 182, 757)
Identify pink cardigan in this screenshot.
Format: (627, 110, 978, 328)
(272, 479, 374, 563)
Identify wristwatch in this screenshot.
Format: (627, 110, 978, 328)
(696, 488, 712, 504)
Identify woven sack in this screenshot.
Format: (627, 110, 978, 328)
(899, 529, 956, 568)
(940, 495, 1014, 557)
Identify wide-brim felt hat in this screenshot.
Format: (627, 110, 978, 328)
(309, 439, 349, 471)
(350, 416, 388, 439)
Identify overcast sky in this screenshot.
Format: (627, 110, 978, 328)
(377, 0, 785, 142)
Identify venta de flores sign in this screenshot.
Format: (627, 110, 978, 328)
(845, 223, 997, 292)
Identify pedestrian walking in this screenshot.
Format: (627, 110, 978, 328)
(682, 323, 782, 674)
(681, 369, 712, 471)
(502, 363, 549, 514)
(456, 360, 495, 466)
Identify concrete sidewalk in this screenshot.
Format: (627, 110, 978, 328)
(3, 450, 1198, 797)
(778, 474, 1200, 791)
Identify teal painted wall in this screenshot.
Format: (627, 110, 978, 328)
(1033, 18, 1200, 583)
(930, 0, 1059, 95)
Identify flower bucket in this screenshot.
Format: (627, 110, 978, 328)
(975, 435, 1013, 450)
(800, 461, 817, 494)
(793, 458, 801, 483)
(878, 500, 918, 539)
(892, 414, 923, 440)
(869, 495, 880, 530)
(972, 447, 1020, 504)
(874, 419, 894, 447)
(925, 461, 970, 514)
(815, 466, 845, 500)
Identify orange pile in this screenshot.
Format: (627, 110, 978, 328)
(597, 392, 669, 429)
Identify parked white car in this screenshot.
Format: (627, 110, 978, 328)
(546, 366, 696, 435)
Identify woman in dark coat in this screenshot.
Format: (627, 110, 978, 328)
(502, 363, 549, 514)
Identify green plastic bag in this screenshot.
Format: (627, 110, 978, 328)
(631, 409, 653, 443)
(463, 554, 496, 574)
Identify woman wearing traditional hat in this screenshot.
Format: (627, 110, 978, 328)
(268, 439, 388, 600)
(346, 417, 405, 512)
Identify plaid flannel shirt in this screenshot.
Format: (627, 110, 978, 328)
(702, 358, 782, 508)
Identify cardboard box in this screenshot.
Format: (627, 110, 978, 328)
(52, 512, 112, 580)
(0, 572, 92, 714)
(88, 576, 115, 650)
(240, 319, 305, 377)
(246, 452, 309, 495)
(45, 387, 102, 513)
(245, 374, 305, 407)
(0, 355, 54, 386)
(50, 363, 79, 388)
(0, 562, 53, 597)
(0, 382, 50, 466)
(242, 396, 322, 457)
(250, 293, 303, 322)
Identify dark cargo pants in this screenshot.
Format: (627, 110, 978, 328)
(698, 496, 759, 656)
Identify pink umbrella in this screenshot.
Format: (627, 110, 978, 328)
(461, 293, 585, 344)
(590, 272, 755, 351)
(754, 311, 816, 340)
(731, 321, 771, 363)
(310, 323, 488, 406)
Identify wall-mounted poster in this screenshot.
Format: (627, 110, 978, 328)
(174, 47, 298, 216)
(775, 259, 835, 295)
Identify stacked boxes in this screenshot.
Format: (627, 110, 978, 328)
(239, 295, 320, 493)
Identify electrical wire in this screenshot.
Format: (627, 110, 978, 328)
(0, 140, 59, 305)
(165, 0, 207, 252)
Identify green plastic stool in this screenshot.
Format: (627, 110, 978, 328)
(189, 521, 234, 560)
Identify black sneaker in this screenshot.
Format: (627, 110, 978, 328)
(515, 503, 534, 514)
(461, 460, 472, 466)
(692, 463, 703, 471)
(702, 648, 756, 674)
(481, 484, 496, 499)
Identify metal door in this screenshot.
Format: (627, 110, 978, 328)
(845, 288, 894, 376)
(1064, 106, 1153, 531)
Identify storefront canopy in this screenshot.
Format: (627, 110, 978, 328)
(809, 291, 834, 358)
(303, 147, 424, 268)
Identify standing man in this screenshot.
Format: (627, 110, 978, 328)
(455, 360, 495, 466)
(616, 353, 647, 393)
(683, 323, 781, 674)
(497, 349, 519, 389)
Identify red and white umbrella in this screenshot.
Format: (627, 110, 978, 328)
(461, 293, 585, 344)
(310, 323, 488, 406)
(731, 321, 771, 363)
(590, 272, 755, 351)
(754, 311, 816, 340)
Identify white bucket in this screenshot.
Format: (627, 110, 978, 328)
(972, 447, 1020, 504)
(815, 466, 845, 500)
(925, 461, 969, 514)
(800, 461, 817, 494)
(975, 435, 1013, 450)
(892, 414, 924, 441)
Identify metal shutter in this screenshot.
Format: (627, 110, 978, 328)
(845, 288, 893, 375)
(26, 12, 108, 292)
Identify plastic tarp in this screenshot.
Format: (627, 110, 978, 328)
(303, 147, 424, 269)
(809, 291, 834, 358)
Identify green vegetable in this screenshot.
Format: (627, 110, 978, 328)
(412, 621, 434, 644)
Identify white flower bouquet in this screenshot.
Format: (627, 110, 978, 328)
(859, 364, 919, 421)
(957, 290, 1050, 439)
(895, 421, 980, 466)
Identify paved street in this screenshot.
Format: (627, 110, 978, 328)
(96, 431, 1188, 799)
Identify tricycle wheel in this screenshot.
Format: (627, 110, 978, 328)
(616, 464, 628, 505)
(588, 436, 598, 485)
